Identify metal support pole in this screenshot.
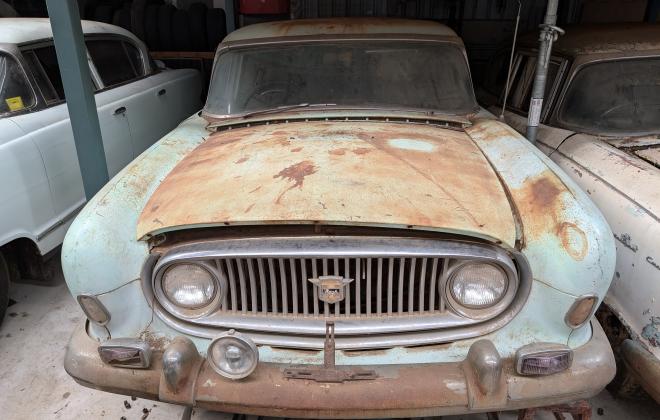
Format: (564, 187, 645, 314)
(45, 0, 108, 199)
(225, 0, 236, 32)
(525, 0, 563, 144)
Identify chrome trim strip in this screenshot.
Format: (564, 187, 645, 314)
(143, 238, 531, 349)
(37, 202, 86, 241)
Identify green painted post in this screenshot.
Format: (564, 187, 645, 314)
(45, 0, 108, 199)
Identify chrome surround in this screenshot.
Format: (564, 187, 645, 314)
(143, 236, 532, 350)
(154, 261, 227, 319)
(445, 261, 514, 320)
(77, 294, 111, 326)
(564, 293, 598, 329)
(514, 342, 573, 376)
(207, 330, 259, 380)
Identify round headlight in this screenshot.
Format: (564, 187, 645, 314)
(162, 263, 216, 309)
(208, 330, 259, 380)
(450, 263, 507, 309)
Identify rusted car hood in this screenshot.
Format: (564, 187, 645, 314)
(137, 121, 517, 246)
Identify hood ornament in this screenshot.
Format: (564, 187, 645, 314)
(308, 275, 353, 304)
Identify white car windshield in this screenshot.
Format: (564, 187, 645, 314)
(204, 41, 478, 117)
(559, 57, 660, 135)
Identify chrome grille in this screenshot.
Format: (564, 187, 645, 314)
(216, 257, 448, 317)
(149, 236, 530, 349)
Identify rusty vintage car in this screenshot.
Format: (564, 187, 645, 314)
(480, 23, 660, 402)
(62, 18, 617, 417)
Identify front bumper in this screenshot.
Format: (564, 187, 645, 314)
(620, 339, 660, 403)
(65, 321, 614, 418)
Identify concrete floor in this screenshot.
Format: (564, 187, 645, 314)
(0, 267, 658, 420)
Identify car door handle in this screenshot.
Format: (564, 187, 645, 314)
(113, 106, 126, 115)
(157, 89, 166, 96)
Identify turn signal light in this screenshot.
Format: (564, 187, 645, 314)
(77, 294, 110, 326)
(515, 343, 573, 376)
(565, 295, 598, 329)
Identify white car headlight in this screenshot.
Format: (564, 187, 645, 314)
(449, 263, 508, 309)
(162, 263, 216, 309)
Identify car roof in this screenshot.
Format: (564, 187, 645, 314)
(518, 23, 660, 56)
(0, 17, 140, 45)
(223, 17, 459, 44)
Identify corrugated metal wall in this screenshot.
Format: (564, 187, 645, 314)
(289, 0, 584, 77)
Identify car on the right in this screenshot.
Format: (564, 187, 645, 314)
(480, 23, 660, 401)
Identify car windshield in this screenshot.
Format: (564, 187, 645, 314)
(204, 41, 478, 117)
(559, 57, 660, 135)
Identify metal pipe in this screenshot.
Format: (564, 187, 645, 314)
(525, 0, 563, 144)
(46, 0, 109, 199)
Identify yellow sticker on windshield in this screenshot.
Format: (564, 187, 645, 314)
(6, 96, 25, 111)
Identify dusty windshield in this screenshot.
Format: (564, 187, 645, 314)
(205, 41, 478, 117)
(559, 57, 660, 135)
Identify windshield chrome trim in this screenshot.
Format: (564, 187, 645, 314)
(203, 36, 478, 123)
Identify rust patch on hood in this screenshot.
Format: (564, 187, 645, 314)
(137, 121, 517, 245)
(274, 160, 317, 203)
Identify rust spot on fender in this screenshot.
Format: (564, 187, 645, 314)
(273, 160, 317, 203)
(557, 222, 588, 260)
(529, 177, 562, 209)
(515, 170, 589, 257)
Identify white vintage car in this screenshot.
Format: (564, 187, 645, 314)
(0, 18, 202, 321)
(481, 24, 660, 401)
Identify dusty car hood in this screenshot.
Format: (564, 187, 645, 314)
(137, 121, 517, 246)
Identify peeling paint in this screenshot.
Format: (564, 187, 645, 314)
(614, 233, 638, 252)
(641, 317, 660, 347)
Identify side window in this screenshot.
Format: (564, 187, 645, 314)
(503, 52, 563, 118)
(31, 46, 66, 100)
(86, 40, 144, 88)
(0, 52, 36, 115)
(124, 42, 145, 76)
(23, 50, 60, 104)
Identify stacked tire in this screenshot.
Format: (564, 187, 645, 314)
(81, 0, 227, 52)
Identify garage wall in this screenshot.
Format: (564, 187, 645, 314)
(288, 0, 613, 79)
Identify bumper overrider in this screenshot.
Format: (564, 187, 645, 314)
(65, 321, 615, 418)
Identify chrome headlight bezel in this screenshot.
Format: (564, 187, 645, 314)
(444, 260, 518, 320)
(153, 261, 226, 319)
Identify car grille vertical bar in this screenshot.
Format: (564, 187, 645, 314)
(429, 258, 438, 311)
(344, 257, 350, 316)
(355, 258, 361, 316)
(267, 258, 278, 313)
(408, 258, 416, 313)
(301, 259, 309, 315)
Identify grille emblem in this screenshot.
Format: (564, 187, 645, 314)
(308, 275, 354, 304)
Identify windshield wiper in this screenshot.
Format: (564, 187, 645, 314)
(240, 103, 335, 119)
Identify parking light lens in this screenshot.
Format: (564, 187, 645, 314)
(516, 343, 573, 376)
(208, 330, 259, 380)
(450, 263, 507, 308)
(162, 263, 216, 309)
